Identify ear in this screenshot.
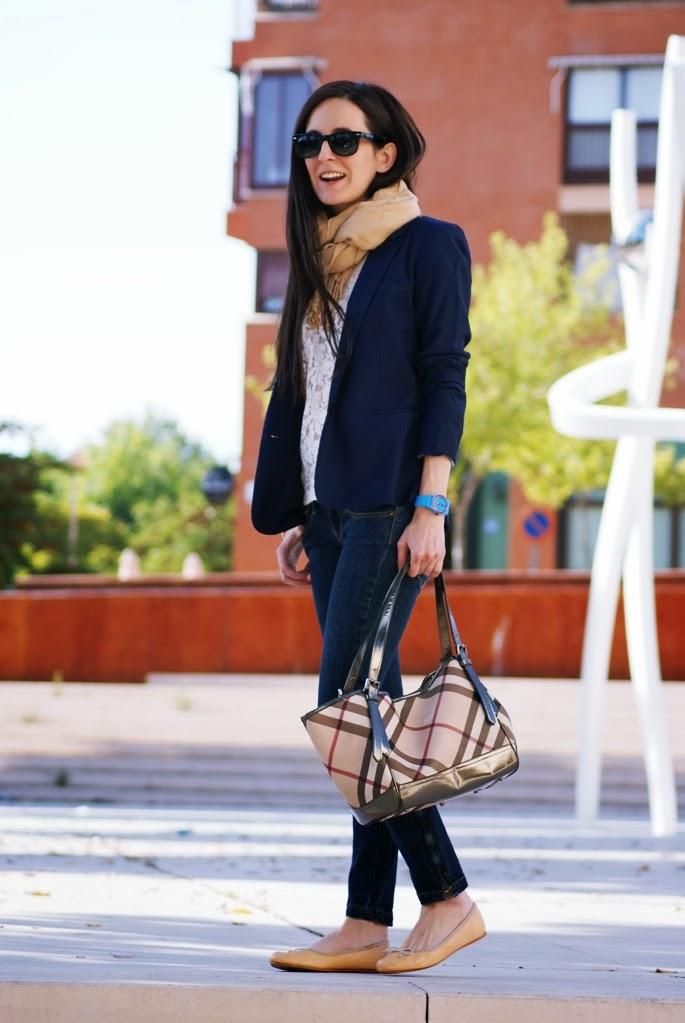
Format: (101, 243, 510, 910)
(377, 141, 397, 172)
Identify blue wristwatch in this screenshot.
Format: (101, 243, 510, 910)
(414, 493, 450, 515)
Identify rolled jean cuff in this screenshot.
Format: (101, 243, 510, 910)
(346, 902, 393, 927)
(415, 874, 469, 906)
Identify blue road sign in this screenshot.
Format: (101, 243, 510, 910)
(523, 510, 550, 539)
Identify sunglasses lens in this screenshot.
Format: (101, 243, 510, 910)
(293, 131, 362, 158)
(330, 131, 358, 156)
(293, 132, 322, 158)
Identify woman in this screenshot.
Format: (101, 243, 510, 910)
(250, 80, 485, 974)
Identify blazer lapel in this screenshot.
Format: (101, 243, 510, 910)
(327, 218, 415, 411)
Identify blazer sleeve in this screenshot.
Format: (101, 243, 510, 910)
(413, 222, 472, 465)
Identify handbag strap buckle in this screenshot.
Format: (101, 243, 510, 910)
(363, 677, 380, 697)
(363, 679, 391, 761)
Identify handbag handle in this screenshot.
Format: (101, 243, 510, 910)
(343, 564, 448, 694)
(342, 564, 499, 726)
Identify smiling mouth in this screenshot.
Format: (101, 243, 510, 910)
(319, 173, 346, 182)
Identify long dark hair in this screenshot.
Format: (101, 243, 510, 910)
(267, 80, 426, 404)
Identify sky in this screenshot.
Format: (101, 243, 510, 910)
(0, 0, 254, 471)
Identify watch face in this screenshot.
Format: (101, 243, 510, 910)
(433, 495, 449, 514)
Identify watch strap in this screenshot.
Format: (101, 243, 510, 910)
(414, 493, 450, 515)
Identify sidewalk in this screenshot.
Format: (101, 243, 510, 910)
(0, 805, 682, 1021)
(0, 675, 683, 1021)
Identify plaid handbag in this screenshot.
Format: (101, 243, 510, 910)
(301, 562, 519, 824)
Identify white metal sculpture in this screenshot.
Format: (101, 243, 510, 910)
(547, 34, 685, 837)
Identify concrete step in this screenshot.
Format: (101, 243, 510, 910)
(0, 774, 678, 816)
(2, 753, 680, 815)
(0, 783, 676, 818)
(3, 676, 683, 822)
(0, 759, 659, 790)
(1, 982, 682, 1022)
(0, 748, 664, 776)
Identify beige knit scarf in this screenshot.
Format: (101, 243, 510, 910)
(305, 178, 421, 330)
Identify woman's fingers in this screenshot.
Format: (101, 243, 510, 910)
(397, 525, 445, 577)
(282, 568, 310, 585)
(397, 544, 430, 577)
(277, 530, 311, 586)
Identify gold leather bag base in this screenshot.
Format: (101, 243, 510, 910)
(301, 564, 519, 825)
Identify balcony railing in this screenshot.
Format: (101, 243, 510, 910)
(568, 1, 684, 4)
(258, 0, 318, 12)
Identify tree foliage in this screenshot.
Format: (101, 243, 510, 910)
(81, 413, 235, 573)
(444, 211, 685, 566)
(654, 444, 685, 506)
(0, 421, 79, 586)
(83, 414, 211, 526)
(1, 413, 235, 586)
(20, 465, 128, 575)
(460, 210, 625, 506)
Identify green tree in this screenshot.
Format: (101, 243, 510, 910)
(0, 421, 68, 587)
(83, 413, 211, 525)
(19, 463, 128, 576)
(654, 443, 685, 506)
(449, 211, 685, 567)
(129, 490, 233, 572)
(82, 413, 235, 572)
(249, 212, 684, 570)
(3, 413, 235, 583)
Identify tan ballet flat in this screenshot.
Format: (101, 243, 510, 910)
(270, 939, 390, 972)
(375, 902, 486, 974)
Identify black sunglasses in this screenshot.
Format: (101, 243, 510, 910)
(292, 129, 387, 159)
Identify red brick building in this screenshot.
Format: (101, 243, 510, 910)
(227, 0, 685, 572)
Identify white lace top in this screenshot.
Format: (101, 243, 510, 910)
(300, 256, 367, 505)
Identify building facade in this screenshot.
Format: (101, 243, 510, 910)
(227, 0, 685, 571)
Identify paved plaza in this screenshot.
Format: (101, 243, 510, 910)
(0, 675, 683, 1020)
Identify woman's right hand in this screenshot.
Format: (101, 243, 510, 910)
(277, 524, 311, 586)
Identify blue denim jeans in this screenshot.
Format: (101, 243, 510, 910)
(301, 499, 469, 927)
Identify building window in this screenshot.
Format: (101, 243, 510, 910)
(256, 251, 288, 313)
(252, 72, 311, 187)
(564, 65, 661, 184)
(558, 491, 685, 569)
(258, 0, 318, 10)
(233, 63, 320, 201)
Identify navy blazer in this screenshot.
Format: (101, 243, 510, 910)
(250, 214, 472, 535)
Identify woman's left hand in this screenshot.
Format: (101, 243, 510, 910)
(397, 508, 447, 579)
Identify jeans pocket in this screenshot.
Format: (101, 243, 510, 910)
(343, 506, 396, 519)
(386, 504, 416, 549)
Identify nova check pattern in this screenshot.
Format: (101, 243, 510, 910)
(303, 660, 517, 818)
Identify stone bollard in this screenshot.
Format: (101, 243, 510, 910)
(118, 548, 141, 581)
(182, 552, 205, 579)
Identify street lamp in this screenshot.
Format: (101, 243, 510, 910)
(66, 448, 89, 569)
(201, 465, 234, 507)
